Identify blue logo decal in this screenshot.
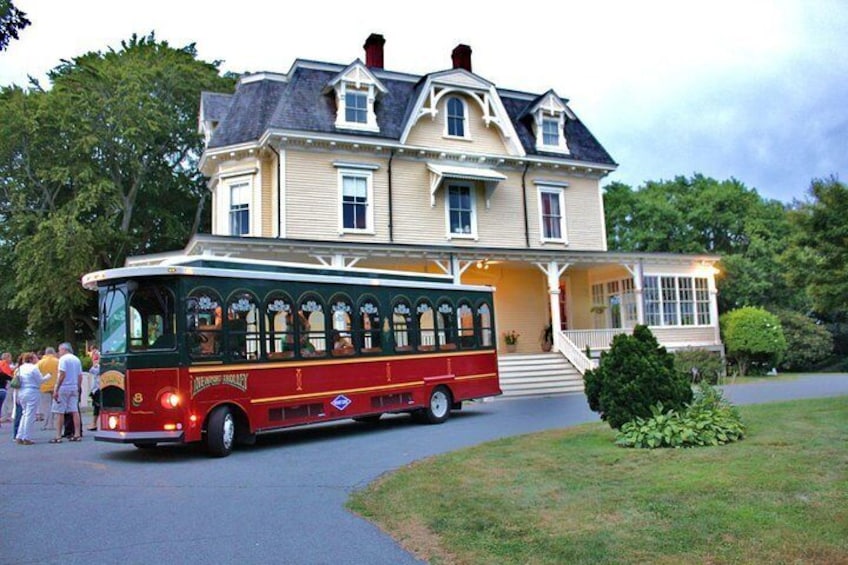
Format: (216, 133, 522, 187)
(331, 395, 352, 411)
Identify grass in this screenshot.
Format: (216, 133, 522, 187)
(348, 396, 848, 564)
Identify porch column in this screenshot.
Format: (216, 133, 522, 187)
(536, 261, 570, 353)
(708, 272, 721, 345)
(633, 262, 645, 325)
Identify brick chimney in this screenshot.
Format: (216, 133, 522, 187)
(451, 44, 472, 72)
(363, 33, 385, 69)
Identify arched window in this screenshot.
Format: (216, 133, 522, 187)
(128, 284, 175, 351)
(356, 295, 383, 354)
(226, 291, 260, 361)
(416, 299, 436, 351)
(477, 302, 493, 348)
(329, 294, 354, 357)
(447, 97, 465, 137)
(392, 299, 413, 353)
(436, 299, 457, 350)
(457, 300, 476, 349)
(186, 288, 223, 358)
(265, 292, 294, 359)
(298, 294, 327, 357)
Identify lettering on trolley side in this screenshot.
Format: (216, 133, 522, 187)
(192, 372, 249, 398)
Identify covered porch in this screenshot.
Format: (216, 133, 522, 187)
(154, 235, 722, 375)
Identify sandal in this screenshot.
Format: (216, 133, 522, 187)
(49, 438, 63, 444)
(70, 436, 82, 442)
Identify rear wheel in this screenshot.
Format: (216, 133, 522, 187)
(206, 406, 235, 457)
(420, 386, 452, 424)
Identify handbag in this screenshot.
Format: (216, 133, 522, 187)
(9, 368, 21, 389)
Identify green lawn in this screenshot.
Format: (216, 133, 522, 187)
(348, 397, 848, 564)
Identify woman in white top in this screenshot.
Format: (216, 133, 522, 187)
(15, 352, 50, 445)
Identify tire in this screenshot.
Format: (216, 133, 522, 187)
(206, 406, 235, 457)
(420, 386, 452, 425)
(353, 414, 382, 424)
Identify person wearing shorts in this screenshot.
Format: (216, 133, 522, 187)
(51, 342, 82, 443)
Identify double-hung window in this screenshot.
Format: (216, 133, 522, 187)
(537, 182, 567, 243)
(542, 118, 559, 146)
(539, 188, 565, 241)
(446, 97, 466, 138)
(338, 168, 374, 234)
(345, 91, 367, 124)
(446, 184, 475, 237)
(229, 181, 250, 236)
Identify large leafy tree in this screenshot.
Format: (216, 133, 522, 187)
(0, 0, 30, 51)
(604, 174, 800, 311)
(782, 177, 848, 318)
(0, 33, 234, 344)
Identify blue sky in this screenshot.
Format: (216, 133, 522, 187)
(2, 0, 845, 203)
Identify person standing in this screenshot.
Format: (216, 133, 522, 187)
(14, 352, 49, 445)
(51, 342, 83, 443)
(36, 347, 59, 430)
(87, 348, 101, 431)
(0, 352, 13, 424)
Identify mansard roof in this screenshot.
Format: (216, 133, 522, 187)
(204, 60, 615, 167)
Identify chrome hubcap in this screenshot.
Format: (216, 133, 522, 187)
(222, 414, 234, 449)
(431, 390, 448, 417)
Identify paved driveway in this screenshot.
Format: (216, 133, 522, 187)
(1, 374, 846, 564)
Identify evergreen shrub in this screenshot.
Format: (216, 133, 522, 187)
(584, 325, 693, 430)
(721, 307, 787, 376)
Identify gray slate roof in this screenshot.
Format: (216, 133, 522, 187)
(203, 62, 616, 167)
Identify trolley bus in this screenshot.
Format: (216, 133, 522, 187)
(82, 256, 500, 456)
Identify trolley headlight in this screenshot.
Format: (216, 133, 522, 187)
(160, 392, 180, 409)
(108, 415, 119, 430)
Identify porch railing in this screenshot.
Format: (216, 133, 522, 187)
(562, 328, 629, 353)
(556, 331, 597, 375)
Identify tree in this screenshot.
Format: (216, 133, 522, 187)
(0, 33, 234, 342)
(0, 0, 29, 51)
(771, 309, 832, 371)
(604, 174, 801, 312)
(584, 325, 693, 430)
(720, 307, 786, 376)
(782, 177, 848, 318)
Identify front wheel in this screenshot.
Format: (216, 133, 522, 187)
(206, 406, 235, 457)
(419, 386, 452, 425)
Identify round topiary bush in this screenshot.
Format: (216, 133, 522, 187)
(584, 325, 693, 430)
(720, 307, 787, 376)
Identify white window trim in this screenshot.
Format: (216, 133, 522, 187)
(642, 275, 713, 328)
(535, 181, 568, 244)
(337, 169, 375, 235)
(334, 82, 380, 133)
(443, 96, 471, 141)
(217, 174, 254, 237)
(444, 182, 478, 240)
(534, 111, 570, 154)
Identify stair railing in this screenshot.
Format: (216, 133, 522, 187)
(556, 330, 597, 375)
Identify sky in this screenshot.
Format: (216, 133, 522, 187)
(2, 0, 846, 203)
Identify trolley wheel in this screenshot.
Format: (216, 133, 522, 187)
(206, 406, 235, 457)
(420, 386, 452, 425)
(353, 414, 382, 424)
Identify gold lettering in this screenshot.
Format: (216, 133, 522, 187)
(192, 373, 249, 397)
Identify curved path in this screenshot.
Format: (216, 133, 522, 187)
(1, 374, 846, 564)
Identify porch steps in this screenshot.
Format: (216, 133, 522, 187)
(498, 353, 585, 397)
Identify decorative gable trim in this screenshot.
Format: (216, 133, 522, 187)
(400, 69, 525, 157)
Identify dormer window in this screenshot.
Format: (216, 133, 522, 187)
(542, 118, 559, 146)
(530, 90, 572, 155)
(446, 97, 467, 138)
(326, 61, 387, 133)
(345, 91, 368, 124)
